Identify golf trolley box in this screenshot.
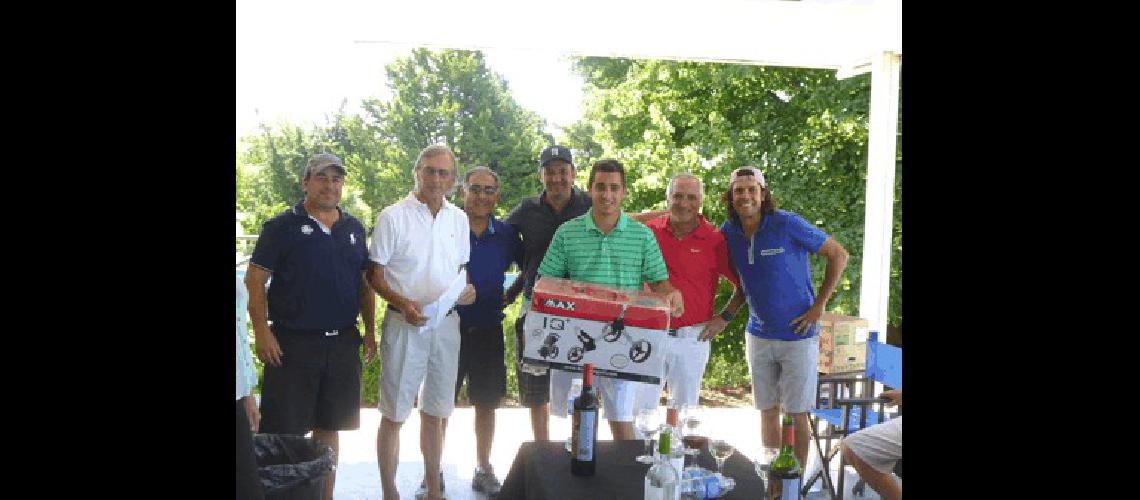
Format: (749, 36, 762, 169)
(521, 277, 671, 384)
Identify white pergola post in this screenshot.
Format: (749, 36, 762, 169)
(857, 50, 901, 338)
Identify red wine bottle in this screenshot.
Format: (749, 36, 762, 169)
(571, 363, 599, 476)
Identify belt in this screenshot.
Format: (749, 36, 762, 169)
(666, 323, 705, 338)
(386, 303, 456, 317)
(272, 325, 355, 337)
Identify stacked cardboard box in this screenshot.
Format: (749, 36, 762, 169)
(817, 313, 870, 374)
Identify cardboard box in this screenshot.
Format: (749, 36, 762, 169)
(818, 313, 870, 374)
(521, 277, 671, 383)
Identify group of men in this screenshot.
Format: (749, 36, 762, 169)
(239, 143, 908, 500)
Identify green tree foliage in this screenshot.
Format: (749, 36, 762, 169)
(364, 48, 549, 218)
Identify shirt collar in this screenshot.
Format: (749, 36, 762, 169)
(539, 186, 585, 211)
(404, 191, 458, 213)
(291, 200, 344, 221)
(584, 208, 629, 234)
(664, 214, 712, 239)
(724, 212, 771, 236)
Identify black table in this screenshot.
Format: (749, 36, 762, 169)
(498, 440, 766, 500)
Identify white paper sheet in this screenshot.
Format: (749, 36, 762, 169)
(420, 269, 467, 331)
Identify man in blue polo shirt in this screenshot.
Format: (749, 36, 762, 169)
(719, 166, 848, 468)
(245, 153, 376, 500)
(440, 166, 521, 496)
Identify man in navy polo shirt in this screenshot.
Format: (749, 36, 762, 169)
(440, 166, 521, 496)
(245, 153, 376, 500)
(719, 166, 848, 468)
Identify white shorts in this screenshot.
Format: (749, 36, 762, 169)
(844, 416, 902, 474)
(636, 323, 711, 411)
(746, 335, 819, 414)
(378, 310, 461, 422)
(550, 368, 637, 422)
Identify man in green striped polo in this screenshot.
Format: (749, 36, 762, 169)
(537, 158, 684, 440)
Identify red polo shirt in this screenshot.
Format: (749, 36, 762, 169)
(645, 214, 739, 328)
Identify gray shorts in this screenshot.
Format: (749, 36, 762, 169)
(746, 335, 819, 414)
(844, 416, 902, 474)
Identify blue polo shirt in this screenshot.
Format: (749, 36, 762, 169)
(250, 201, 369, 331)
(721, 209, 828, 341)
(456, 216, 522, 327)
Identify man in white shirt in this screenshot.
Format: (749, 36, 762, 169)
(368, 144, 476, 500)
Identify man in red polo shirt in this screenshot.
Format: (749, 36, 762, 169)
(636, 173, 746, 411)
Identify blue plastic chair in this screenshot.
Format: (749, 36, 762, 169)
(803, 331, 901, 499)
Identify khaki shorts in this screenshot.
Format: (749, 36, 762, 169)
(844, 416, 902, 474)
(378, 310, 461, 422)
(550, 368, 637, 422)
(746, 335, 819, 414)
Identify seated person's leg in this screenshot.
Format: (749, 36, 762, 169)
(841, 416, 902, 500)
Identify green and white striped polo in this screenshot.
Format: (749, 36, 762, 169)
(537, 209, 669, 290)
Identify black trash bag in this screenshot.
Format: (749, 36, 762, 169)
(253, 434, 334, 500)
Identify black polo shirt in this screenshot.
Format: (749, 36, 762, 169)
(250, 201, 369, 331)
(504, 187, 592, 301)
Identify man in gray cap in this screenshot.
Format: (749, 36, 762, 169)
(245, 153, 377, 500)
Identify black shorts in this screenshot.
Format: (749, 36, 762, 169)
(259, 325, 362, 434)
(455, 320, 506, 407)
(514, 314, 550, 407)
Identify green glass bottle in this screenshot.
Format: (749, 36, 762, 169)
(766, 415, 801, 500)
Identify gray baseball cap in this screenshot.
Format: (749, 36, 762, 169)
(305, 153, 346, 177)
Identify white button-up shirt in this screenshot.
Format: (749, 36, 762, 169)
(236, 275, 258, 401)
(370, 192, 470, 305)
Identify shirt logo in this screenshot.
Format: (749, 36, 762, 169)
(544, 299, 576, 311)
(760, 247, 784, 256)
(350, 233, 356, 245)
(301, 224, 314, 235)
(689, 248, 701, 253)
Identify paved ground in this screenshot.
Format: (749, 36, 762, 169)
(325, 407, 891, 499)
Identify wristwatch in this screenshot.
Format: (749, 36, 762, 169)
(719, 309, 736, 322)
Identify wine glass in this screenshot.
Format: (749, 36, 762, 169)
(635, 408, 661, 464)
(752, 458, 769, 491)
(707, 438, 735, 474)
(679, 405, 704, 456)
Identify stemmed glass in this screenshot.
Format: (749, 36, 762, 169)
(753, 446, 780, 489)
(707, 437, 736, 474)
(679, 405, 704, 456)
(635, 408, 661, 464)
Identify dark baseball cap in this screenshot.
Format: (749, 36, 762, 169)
(539, 145, 573, 168)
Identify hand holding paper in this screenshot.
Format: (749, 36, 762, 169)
(421, 270, 468, 331)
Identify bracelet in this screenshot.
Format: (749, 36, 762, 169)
(719, 309, 736, 322)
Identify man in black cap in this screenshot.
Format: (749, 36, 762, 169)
(245, 153, 377, 500)
(503, 145, 590, 441)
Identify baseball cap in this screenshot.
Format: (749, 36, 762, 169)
(539, 145, 573, 168)
(305, 153, 347, 178)
(729, 167, 766, 188)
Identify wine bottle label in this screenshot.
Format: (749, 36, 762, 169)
(573, 410, 596, 461)
(776, 478, 800, 500)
